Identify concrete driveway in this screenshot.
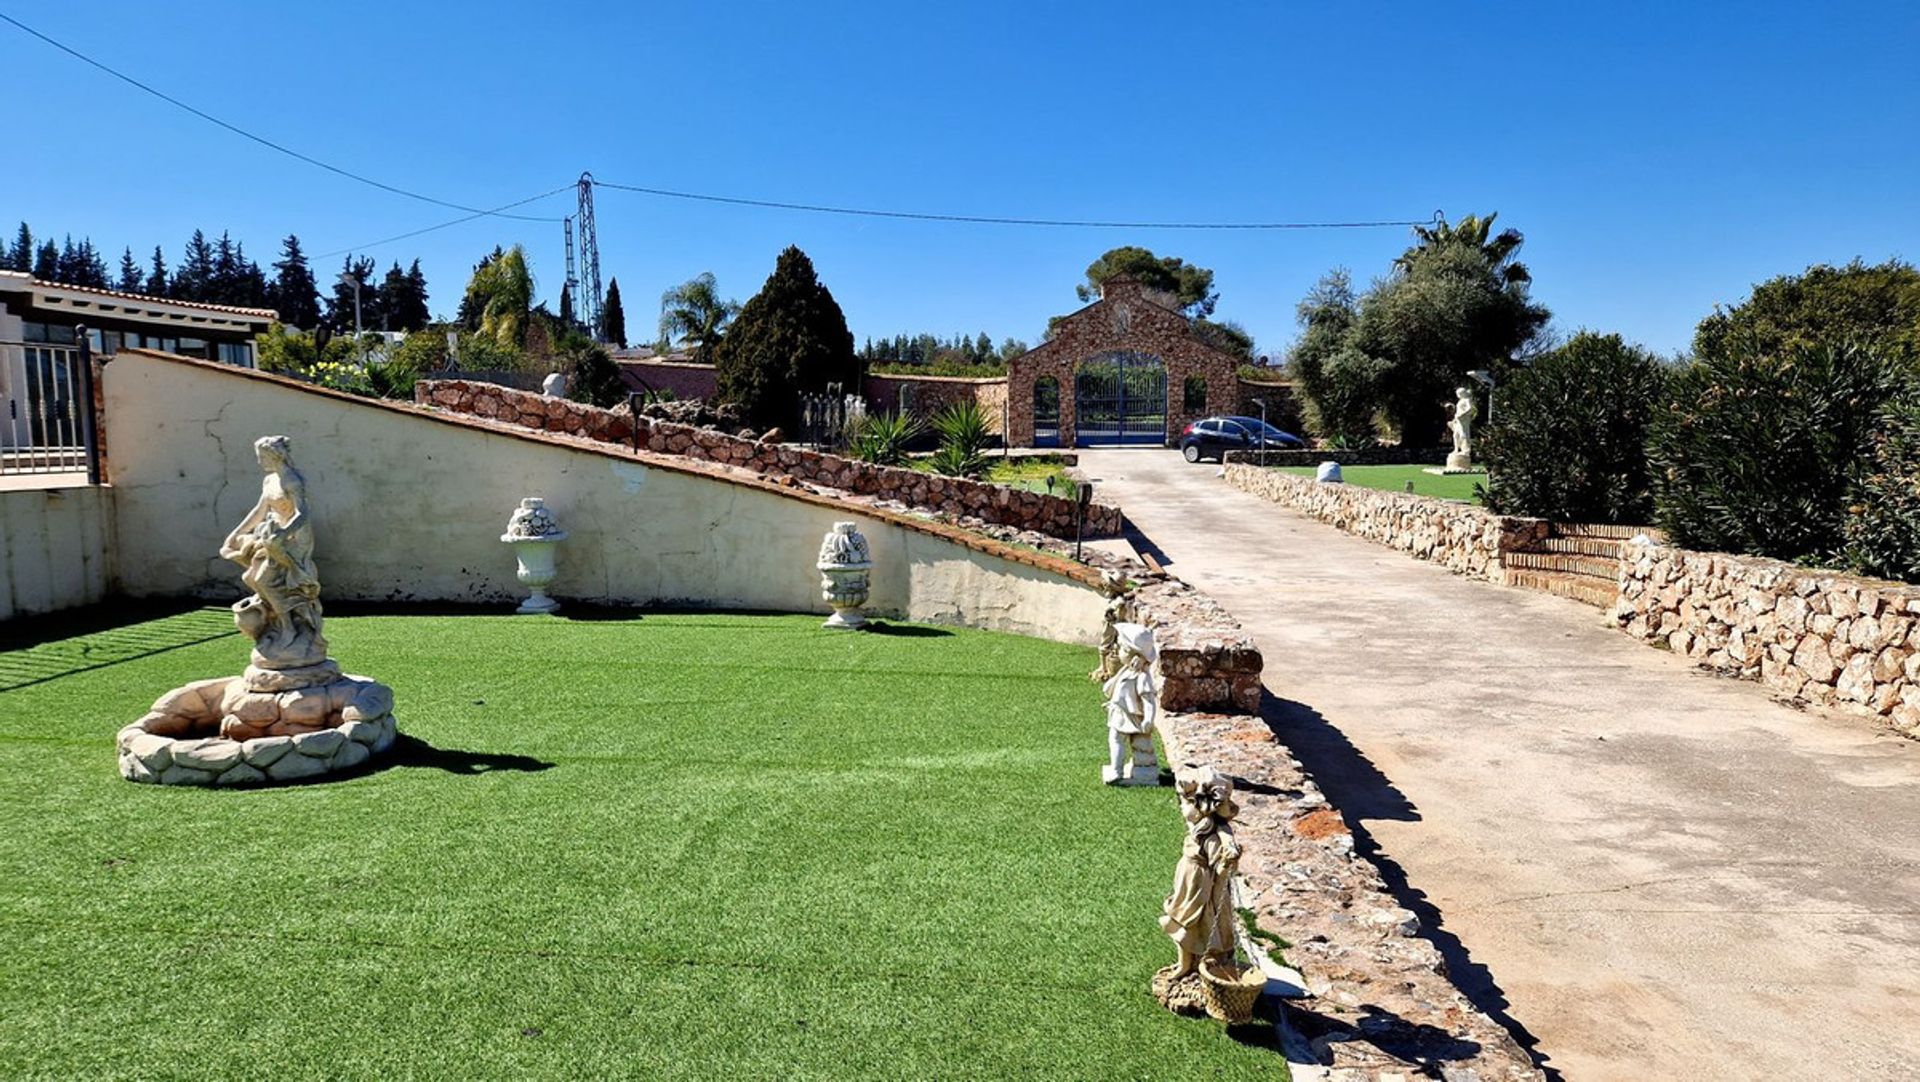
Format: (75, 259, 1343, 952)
(1077, 447, 1920, 1081)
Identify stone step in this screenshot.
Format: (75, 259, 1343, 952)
(1504, 568, 1619, 608)
(1503, 551, 1622, 579)
(1550, 521, 1661, 542)
(1529, 536, 1627, 559)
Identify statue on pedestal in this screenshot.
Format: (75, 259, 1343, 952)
(1446, 385, 1478, 471)
(219, 436, 329, 672)
(1102, 622, 1159, 786)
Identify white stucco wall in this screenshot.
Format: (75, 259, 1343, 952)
(101, 352, 1104, 644)
(0, 482, 115, 621)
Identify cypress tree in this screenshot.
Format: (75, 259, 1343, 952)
(118, 247, 142, 292)
(711, 246, 859, 429)
(602, 278, 627, 348)
(6, 223, 29, 271)
(271, 235, 320, 329)
(145, 246, 169, 296)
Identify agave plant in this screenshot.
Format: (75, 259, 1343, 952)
(927, 401, 994, 479)
(848, 411, 924, 467)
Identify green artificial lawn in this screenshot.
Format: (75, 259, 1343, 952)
(1276, 463, 1485, 503)
(0, 609, 1283, 1079)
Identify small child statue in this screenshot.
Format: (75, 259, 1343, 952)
(1152, 765, 1243, 1014)
(1102, 622, 1160, 786)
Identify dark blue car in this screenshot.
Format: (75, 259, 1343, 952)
(1177, 415, 1305, 462)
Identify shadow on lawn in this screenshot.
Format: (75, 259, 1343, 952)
(377, 733, 554, 776)
(1258, 688, 1560, 1081)
(860, 621, 952, 638)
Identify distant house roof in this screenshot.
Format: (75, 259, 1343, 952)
(0, 270, 278, 333)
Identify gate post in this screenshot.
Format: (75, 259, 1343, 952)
(76, 324, 101, 484)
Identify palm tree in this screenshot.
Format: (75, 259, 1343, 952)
(464, 245, 534, 347)
(658, 272, 740, 360)
(1395, 212, 1531, 287)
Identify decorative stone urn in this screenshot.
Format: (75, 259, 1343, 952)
(117, 435, 399, 787)
(501, 497, 568, 614)
(816, 521, 873, 630)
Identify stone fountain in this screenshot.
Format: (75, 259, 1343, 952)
(115, 436, 398, 786)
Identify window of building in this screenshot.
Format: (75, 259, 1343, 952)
(218, 341, 254, 367)
(1183, 375, 1208, 413)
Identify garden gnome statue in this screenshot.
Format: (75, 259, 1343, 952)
(1446, 385, 1478, 471)
(1152, 765, 1242, 1014)
(816, 521, 873, 629)
(1102, 622, 1160, 785)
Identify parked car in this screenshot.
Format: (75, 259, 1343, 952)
(1177, 415, 1305, 462)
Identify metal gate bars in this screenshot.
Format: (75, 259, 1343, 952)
(1073, 351, 1167, 446)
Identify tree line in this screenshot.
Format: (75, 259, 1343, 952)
(0, 221, 431, 335)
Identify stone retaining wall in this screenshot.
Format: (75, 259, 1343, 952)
(415, 379, 1120, 540)
(1131, 577, 1263, 713)
(1154, 708, 1543, 1079)
(1223, 463, 1546, 582)
(1615, 542, 1920, 732)
(1225, 446, 1449, 468)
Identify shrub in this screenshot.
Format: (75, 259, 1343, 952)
(566, 343, 627, 409)
(1649, 342, 1916, 564)
(1307, 347, 1386, 448)
(847, 411, 924, 467)
(1844, 396, 1920, 582)
(1694, 259, 1920, 365)
(1479, 332, 1669, 523)
(712, 246, 861, 429)
(926, 400, 993, 479)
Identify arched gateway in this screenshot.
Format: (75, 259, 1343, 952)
(1005, 276, 1241, 448)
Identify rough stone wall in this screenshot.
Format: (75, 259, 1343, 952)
(416, 379, 1120, 540)
(1615, 542, 1920, 732)
(617, 359, 719, 400)
(1223, 463, 1546, 582)
(1130, 577, 1263, 713)
(1225, 446, 1450, 468)
(1005, 278, 1242, 447)
(863, 373, 1008, 433)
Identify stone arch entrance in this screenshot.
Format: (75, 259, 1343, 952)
(1073, 351, 1166, 445)
(1003, 276, 1242, 448)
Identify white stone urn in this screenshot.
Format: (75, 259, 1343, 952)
(501, 497, 568, 614)
(816, 521, 873, 630)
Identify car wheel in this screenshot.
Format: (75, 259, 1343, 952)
(1182, 444, 1201, 463)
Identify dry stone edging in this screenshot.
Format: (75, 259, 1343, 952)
(1119, 568, 1541, 1079)
(1222, 463, 1546, 582)
(1616, 540, 1920, 733)
(116, 675, 399, 787)
(415, 379, 1120, 541)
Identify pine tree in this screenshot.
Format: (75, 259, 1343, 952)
(118, 247, 142, 292)
(270, 235, 320, 329)
(210, 231, 240, 303)
(602, 278, 627, 348)
(175, 230, 216, 301)
(5, 222, 29, 271)
(378, 261, 429, 331)
(145, 246, 169, 296)
(711, 246, 859, 429)
(56, 235, 82, 283)
(404, 260, 429, 326)
(33, 239, 58, 281)
(235, 245, 269, 307)
(326, 255, 377, 334)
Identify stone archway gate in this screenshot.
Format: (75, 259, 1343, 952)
(1004, 276, 1243, 448)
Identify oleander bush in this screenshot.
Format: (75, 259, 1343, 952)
(1844, 396, 1920, 582)
(1480, 332, 1669, 523)
(1649, 341, 1916, 565)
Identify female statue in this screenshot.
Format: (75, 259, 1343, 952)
(218, 435, 327, 669)
(1159, 766, 1241, 979)
(1447, 385, 1478, 459)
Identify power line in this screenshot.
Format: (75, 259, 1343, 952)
(0, 11, 561, 224)
(313, 185, 576, 261)
(594, 179, 1432, 231)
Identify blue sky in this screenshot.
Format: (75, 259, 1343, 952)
(5, 1, 1916, 357)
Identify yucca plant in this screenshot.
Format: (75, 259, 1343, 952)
(926, 401, 994, 479)
(848, 411, 924, 467)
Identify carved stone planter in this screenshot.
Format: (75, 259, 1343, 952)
(816, 521, 873, 630)
(502, 497, 568, 614)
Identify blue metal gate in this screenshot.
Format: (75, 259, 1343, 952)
(1074, 352, 1166, 445)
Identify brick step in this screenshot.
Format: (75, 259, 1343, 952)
(1504, 568, 1619, 608)
(1528, 536, 1627, 559)
(1503, 552, 1621, 579)
(1550, 521, 1660, 542)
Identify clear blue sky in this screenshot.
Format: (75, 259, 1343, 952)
(5, 1, 1915, 357)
